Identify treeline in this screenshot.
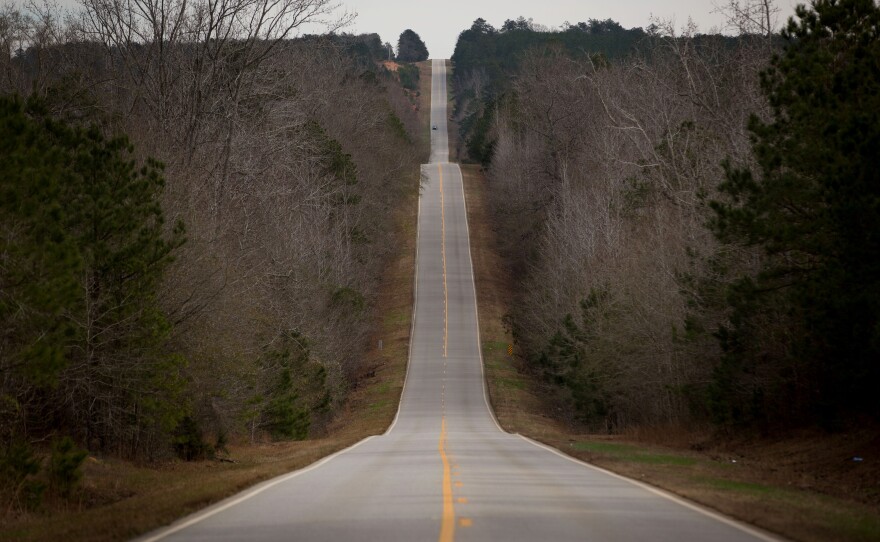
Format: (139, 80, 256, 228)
(451, 17, 655, 163)
(454, 16, 647, 82)
(453, 1, 880, 432)
(397, 29, 429, 63)
(1, 0, 423, 510)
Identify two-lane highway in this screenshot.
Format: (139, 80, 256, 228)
(139, 59, 779, 542)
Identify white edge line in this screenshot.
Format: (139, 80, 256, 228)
(517, 435, 783, 542)
(444, 50, 505, 433)
(387, 168, 422, 435)
(138, 435, 378, 542)
(458, 165, 505, 434)
(141, 59, 439, 542)
(447, 60, 780, 541)
(453, 156, 505, 431)
(387, 58, 435, 435)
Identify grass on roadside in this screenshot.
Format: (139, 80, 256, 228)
(571, 441, 698, 466)
(460, 160, 880, 542)
(0, 63, 431, 542)
(418, 60, 432, 155)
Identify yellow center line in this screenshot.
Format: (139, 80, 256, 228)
(439, 164, 448, 358)
(439, 417, 455, 542)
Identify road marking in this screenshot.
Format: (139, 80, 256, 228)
(428, 63, 775, 542)
(439, 164, 448, 358)
(438, 417, 455, 542)
(385, 170, 424, 436)
(455, 164, 506, 434)
(457, 497, 468, 504)
(138, 436, 378, 541)
(459, 518, 472, 527)
(516, 435, 781, 541)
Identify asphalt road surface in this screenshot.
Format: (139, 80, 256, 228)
(139, 59, 778, 542)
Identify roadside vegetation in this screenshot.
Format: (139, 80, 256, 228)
(465, 161, 880, 542)
(453, 1, 879, 539)
(452, 0, 879, 434)
(1, 0, 428, 536)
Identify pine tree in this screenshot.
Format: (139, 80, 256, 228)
(1, 96, 82, 388)
(0, 95, 187, 454)
(709, 0, 880, 425)
(396, 29, 429, 62)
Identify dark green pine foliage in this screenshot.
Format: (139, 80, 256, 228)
(0, 97, 82, 387)
(259, 332, 329, 441)
(709, 0, 880, 426)
(305, 120, 360, 205)
(304, 120, 369, 310)
(451, 18, 646, 165)
(47, 436, 87, 497)
(452, 17, 642, 81)
(0, 439, 45, 512)
(397, 62, 420, 91)
(463, 95, 497, 165)
(0, 95, 186, 455)
(263, 359, 310, 441)
(537, 289, 612, 427)
(396, 29, 429, 62)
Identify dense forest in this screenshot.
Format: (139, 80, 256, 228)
(1, 0, 424, 511)
(452, 1, 879, 432)
(452, 16, 653, 164)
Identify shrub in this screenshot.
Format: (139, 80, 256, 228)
(173, 417, 214, 461)
(48, 436, 87, 497)
(0, 440, 45, 512)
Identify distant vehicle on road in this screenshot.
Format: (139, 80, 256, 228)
(432, 124, 438, 130)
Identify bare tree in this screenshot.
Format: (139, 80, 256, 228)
(75, 0, 353, 222)
(1, 0, 423, 455)
(485, 20, 776, 429)
(714, 0, 780, 37)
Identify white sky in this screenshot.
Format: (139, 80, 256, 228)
(50, 0, 801, 59)
(336, 0, 800, 59)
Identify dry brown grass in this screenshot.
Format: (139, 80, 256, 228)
(0, 222, 412, 542)
(460, 162, 880, 542)
(444, 60, 461, 163)
(460, 164, 553, 435)
(0, 62, 430, 542)
(415, 60, 432, 154)
(1, 439, 360, 542)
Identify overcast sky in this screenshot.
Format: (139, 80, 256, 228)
(335, 0, 799, 59)
(49, 0, 801, 59)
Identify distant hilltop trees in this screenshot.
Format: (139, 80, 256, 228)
(397, 29, 429, 62)
(451, 1, 880, 431)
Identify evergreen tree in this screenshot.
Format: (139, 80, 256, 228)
(255, 331, 329, 441)
(710, 0, 880, 425)
(451, 17, 645, 163)
(1, 96, 82, 388)
(0, 95, 186, 454)
(396, 29, 429, 62)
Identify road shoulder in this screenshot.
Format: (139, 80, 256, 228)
(460, 163, 880, 542)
